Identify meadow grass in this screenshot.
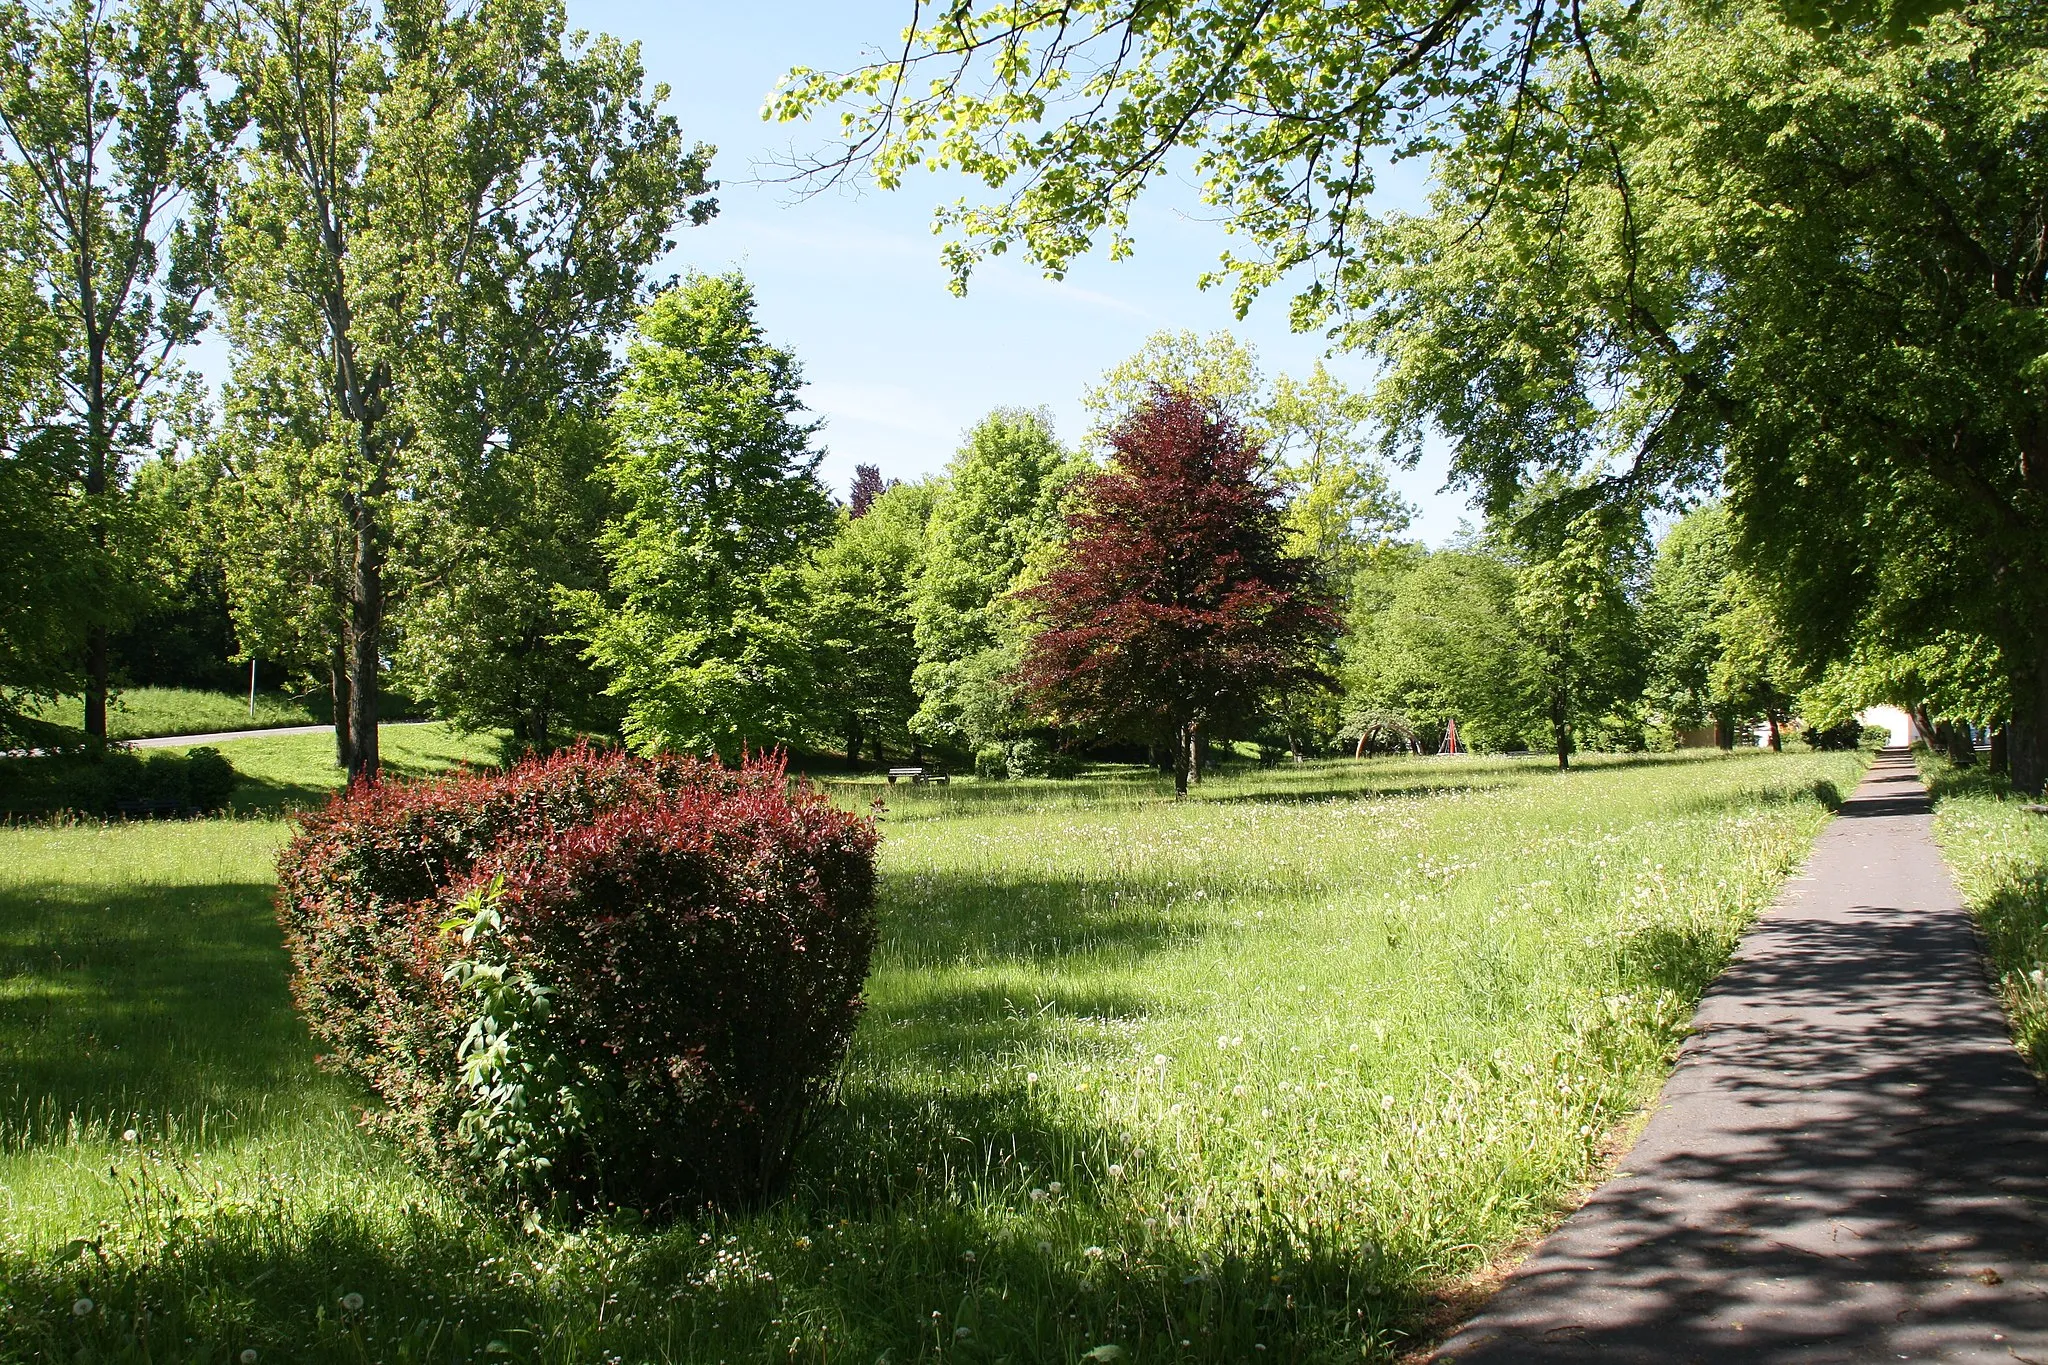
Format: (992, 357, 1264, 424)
(1924, 756, 2048, 1071)
(0, 748, 1864, 1363)
(24, 689, 321, 741)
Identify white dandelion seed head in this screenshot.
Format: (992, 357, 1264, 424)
(340, 1292, 364, 1313)
(122, 1129, 137, 1143)
(1107, 1163, 1124, 1179)
(72, 1298, 93, 1318)
(240, 1350, 258, 1365)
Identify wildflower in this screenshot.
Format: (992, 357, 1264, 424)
(955, 1326, 972, 1340)
(1026, 1072, 1038, 1084)
(1107, 1164, 1125, 1180)
(1047, 1181, 1063, 1195)
(1153, 1054, 1168, 1068)
(72, 1298, 93, 1318)
(1037, 1241, 1053, 1255)
(241, 1351, 258, 1365)
(341, 1292, 364, 1313)
(1083, 1246, 1106, 1259)
(1232, 1084, 1246, 1097)
(1030, 1188, 1048, 1203)
(122, 1129, 137, 1143)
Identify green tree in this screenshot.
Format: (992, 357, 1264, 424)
(573, 274, 834, 760)
(221, 0, 710, 777)
(0, 193, 72, 743)
(1351, 5, 2048, 790)
(0, 0, 236, 741)
(803, 480, 935, 768)
(910, 408, 1089, 757)
(1506, 500, 1648, 768)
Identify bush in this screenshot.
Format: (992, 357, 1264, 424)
(0, 745, 240, 819)
(274, 744, 879, 1218)
(1004, 736, 1078, 779)
(1804, 720, 1890, 751)
(974, 745, 1009, 781)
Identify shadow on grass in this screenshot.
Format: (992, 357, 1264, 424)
(0, 876, 321, 1152)
(877, 865, 1217, 969)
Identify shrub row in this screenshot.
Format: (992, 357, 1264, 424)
(275, 743, 879, 1219)
(0, 745, 237, 819)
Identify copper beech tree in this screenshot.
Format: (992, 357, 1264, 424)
(1016, 390, 1341, 796)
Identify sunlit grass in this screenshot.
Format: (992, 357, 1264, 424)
(1925, 755, 2048, 1071)
(0, 749, 1864, 1362)
(24, 688, 321, 740)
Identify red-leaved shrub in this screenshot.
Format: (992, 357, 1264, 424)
(274, 744, 878, 1216)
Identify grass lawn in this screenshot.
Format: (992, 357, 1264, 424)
(0, 747, 1864, 1363)
(23, 688, 323, 741)
(1924, 756, 2048, 1071)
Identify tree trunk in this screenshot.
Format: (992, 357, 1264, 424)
(347, 498, 383, 783)
(1990, 724, 2008, 776)
(1767, 713, 1782, 753)
(1714, 711, 1734, 751)
(1188, 723, 1204, 785)
(84, 627, 109, 744)
(2011, 656, 2048, 797)
(844, 712, 863, 772)
(1172, 723, 1191, 797)
(329, 638, 353, 770)
(1913, 706, 1936, 749)
(1942, 720, 1976, 768)
(1552, 685, 1572, 771)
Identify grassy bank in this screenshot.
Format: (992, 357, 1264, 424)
(1924, 758, 2048, 1071)
(0, 748, 1863, 1362)
(22, 688, 322, 740)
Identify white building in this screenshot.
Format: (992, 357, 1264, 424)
(1857, 705, 1919, 748)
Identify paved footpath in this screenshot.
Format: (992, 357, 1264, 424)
(1436, 751, 2048, 1363)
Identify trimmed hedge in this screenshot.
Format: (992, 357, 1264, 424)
(0, 745, 238, 819)
(275, 744, 879, 1218)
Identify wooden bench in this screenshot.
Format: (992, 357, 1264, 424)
(886, 767, 949, 785)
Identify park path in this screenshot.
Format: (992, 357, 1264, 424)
(127, 720, 427, 749)
(1433, 752, 2048, 1363)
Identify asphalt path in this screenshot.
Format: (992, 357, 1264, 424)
(1435, 751, 2048, 1363)
(127, 720, 426, 749)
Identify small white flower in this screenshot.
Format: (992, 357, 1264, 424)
(340, 1292, 364, 1313)
(1026, 1072, 1039, 1084)
(122, 1129, 137, 1143)
(1029, 1188, 1047, 1203)
(1152, 1055, 1168, 1067)
(240, 1350, 258, 1365)
(954, 1326, 972, 1340)
(1106, 1164, 1125, 1180)
(72, 1298, 93, 1318)
(1083, 1245, 1106, 1259)
(1046, 1181, 1063, 1195)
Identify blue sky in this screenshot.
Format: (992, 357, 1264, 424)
(562, 1, 1478, 543)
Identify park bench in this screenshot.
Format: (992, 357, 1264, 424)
(114, 796, 188, 820)
(886, 766, 948, 785)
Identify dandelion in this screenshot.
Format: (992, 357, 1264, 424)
(1047, 1181, 1063, 1195)
(1232, 1084, 1246, 1097)
(1037, 1240, 1053, 1255)
(1026, 1072, 1038, 1084)
(341, 1292, 364, 1313)
(1083, 1246, 1106, 1259)
(122, 1129, 137, 1143)
(1106, 1164, 1125, 1180)
(240, 1351, 258, 1365)
(72, 1298, 93, 1318)
(1153, 1054, 1168, 1068)
(955, 1327, 972, 1341)
(1030, 1188, 1047, 1203)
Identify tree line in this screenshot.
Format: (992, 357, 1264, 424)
(772, 0, 2048, 794)
(3, 0, 2034, 792)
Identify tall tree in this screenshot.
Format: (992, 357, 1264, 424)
(0, 0, 236, 741)
(1017, 389, 1341, 796)
(910, 407, 1088, 756)
(572, 273, 834, 760)
(805, 480, 934, 767)
(1354, 4, 2048, 790)
(1506, 498, 1648, 768)
(222, 0, 710, 778)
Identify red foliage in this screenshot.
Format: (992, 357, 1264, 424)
(1015, 389, 1341, 789)
(274, 742, 879, 1215)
